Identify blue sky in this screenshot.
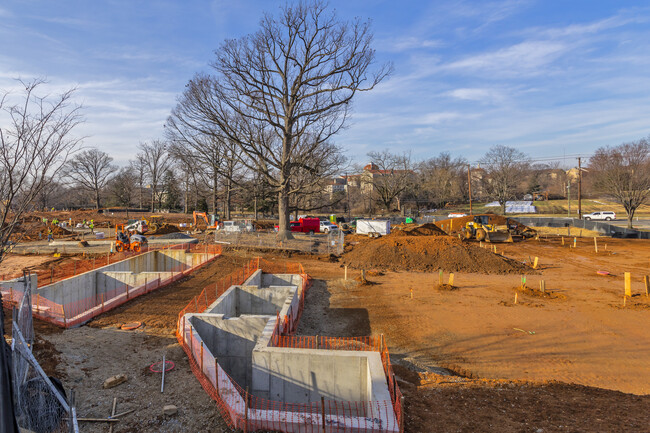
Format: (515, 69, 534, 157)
(1, 0, 649, 167)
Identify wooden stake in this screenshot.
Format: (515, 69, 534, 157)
(561, 236, 565, 246)
(514, 292, 518, 304)
(448, 273, 455, 287)
(108, 397, 117, 433)
(540, 280, 546, 293)
(644, 275, 649, 297)
(594, 237, 598, 253)
(344, 265, 348, 281)
(573, 237, 577, 248)
(200, 342, 204, 373)
(533, 257, 539, 269)
(410, 288, 413, 299)
(624, 272, 632, 297)
(321, 396, 326, 433)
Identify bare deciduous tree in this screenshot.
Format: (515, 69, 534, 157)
(589, 137, 650, 229)
(0, 79, 83, 264)
(137, 140, 171, 212)
(418, 152, 468, 208)
(172, 1, 390, 239)
(64, 148, 116, 209)
(109, 168, 138, 218)
(365, 150, 414, 212)
(479, 145, 530, 215)
(129, 155, 147, 209)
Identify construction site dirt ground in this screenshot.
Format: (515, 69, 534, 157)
(2, 235, 650, 432)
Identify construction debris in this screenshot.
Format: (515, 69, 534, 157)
(102, 374, 128, 389)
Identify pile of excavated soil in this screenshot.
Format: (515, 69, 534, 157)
(14, 222, 75, 241)
(393, 222, 447, 237)
(343, 234, 531, 274)
(436, 214, 532, 234)
(152, 223, 179, 235)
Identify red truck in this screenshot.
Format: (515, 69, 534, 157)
(274, 217, 320, 234)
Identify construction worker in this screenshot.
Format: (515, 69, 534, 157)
(89, 220, 94, 234)
(52, 218, 59, 226)
(82, 219, 87, 227)
(47, 228, 53, 242)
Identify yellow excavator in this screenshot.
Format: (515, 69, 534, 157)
(461, 215, 513, 243)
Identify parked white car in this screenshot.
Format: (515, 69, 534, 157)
(319, 220, 339, 233)
(584, 211, 616, 221)
(447, 213, 467, 218)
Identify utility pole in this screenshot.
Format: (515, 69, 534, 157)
(567, 181, 571, 218)
(467, 164, 473, 215)
(577, 157, 582, 219)
(346, 173, 351, 219)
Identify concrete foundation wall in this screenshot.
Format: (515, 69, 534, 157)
(34, 250, 213, 305)
(97, 271, 175, 293)
(190, 314, 269, 387)
(0, 274, 38, 297)
(262, 273, 302, 287)
(251, 347, 370, 403)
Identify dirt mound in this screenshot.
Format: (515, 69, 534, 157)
(14, 222, 75, 241)
(343, 235, 531, 274)
(152, 223, 179, 235)
(436, 214, 531, 234)
(393, 223, 446, 237)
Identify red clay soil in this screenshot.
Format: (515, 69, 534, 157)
(393, 222, 447, 237)
(435, 214, 531, 234)
(343, 232, 531, 274)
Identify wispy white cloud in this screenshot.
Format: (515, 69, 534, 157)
(443, 40, 567, 76)
(445, 87, 506, 104)
(377, 36, 443, 52)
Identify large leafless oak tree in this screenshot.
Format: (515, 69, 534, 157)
(0, 79, 83, 264)
(64, 148, 116, 209)
(479, 145, 530, 215)
(589, 137, 650, 229)
(171, 1, 390, 239)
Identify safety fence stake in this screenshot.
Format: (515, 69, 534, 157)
(321, 396, 326, 433)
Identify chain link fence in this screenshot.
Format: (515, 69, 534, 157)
(214, 230, 345, 255)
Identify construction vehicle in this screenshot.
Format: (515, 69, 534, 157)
(145, 215, 178, 234)
(115, 224, 148, 252)
(192, 211, 219, 232)
(146, 215, 164, 234)
(125, 219, 148, 234)
(461, 215, 513, 243)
